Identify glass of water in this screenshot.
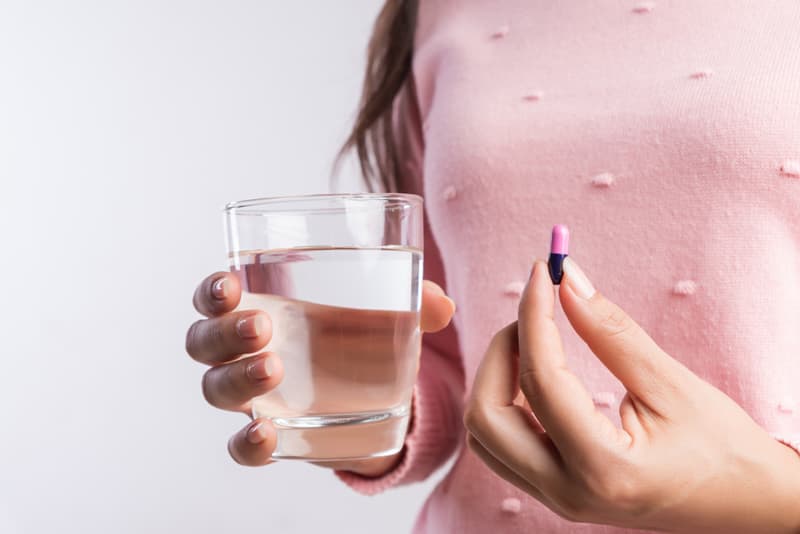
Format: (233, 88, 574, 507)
(223, 193, 423, 461)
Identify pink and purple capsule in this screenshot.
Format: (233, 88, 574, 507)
(548, 224, 569, 285)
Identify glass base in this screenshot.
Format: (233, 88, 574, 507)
(267, 405, 410, 461)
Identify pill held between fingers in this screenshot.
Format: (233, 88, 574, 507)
(548, 224, 569, 285)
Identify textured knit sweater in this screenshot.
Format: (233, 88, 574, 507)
(338, 1, 800, 532)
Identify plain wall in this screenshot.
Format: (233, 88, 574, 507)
(0, 2, 443, 532)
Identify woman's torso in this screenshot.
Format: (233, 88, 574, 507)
(412, 1, 800, 532)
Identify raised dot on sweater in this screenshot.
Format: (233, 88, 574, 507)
(591, 172, 615, 187)
(672, 280, 697, 295)
(632, 2, 655, 14)
(689, 70, 714, 80)
(593, 391, 616, 407)
(503, 280, 526, 298)
(501, 497, 521, 514)
(780, 159, 800, 177)
(522, 91, 544, 102)
(491, 25, 509, 39)
(442, 185, 458, 201)
(778, 397, 796, 414)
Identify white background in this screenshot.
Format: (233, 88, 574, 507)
(0, 2, 442, 533)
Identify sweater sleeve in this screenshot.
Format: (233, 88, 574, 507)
(772, 433, 800, 457)
(335, 80, 466, 495)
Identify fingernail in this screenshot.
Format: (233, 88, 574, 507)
(211, 278, 227, 300)
(426, 281, 446, 297)
(246, 421, 268, 444)
(236, 315, 265, 339)
(246, 356, 274, 380)
(445, 296, 456, 313)
(562, 257, 596, 299)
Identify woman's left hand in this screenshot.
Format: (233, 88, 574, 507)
(464, 258, 800, 533)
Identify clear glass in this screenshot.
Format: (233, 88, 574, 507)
(223, 193, 423, 461)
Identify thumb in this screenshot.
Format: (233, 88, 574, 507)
(420, 280, 455, 333)
(558, 257, 690, 411)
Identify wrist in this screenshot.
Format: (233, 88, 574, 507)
(316, 449, 404, 477)
(325, 394, 415, 477)
(346, 393, 416, 477)
(786, 455, 800, 531)
(768, 440, 800, 532)
(346, 450, 405, 477)
(676, 437, 800, 533)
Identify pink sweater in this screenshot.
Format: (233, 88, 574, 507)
(338, 1, 800, 531)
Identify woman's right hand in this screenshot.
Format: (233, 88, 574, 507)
(185, 271, 455, 474)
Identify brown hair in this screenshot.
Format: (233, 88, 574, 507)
(337, 0, 419, 193)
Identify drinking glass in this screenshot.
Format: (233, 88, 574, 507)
(224, 193, 423, 461)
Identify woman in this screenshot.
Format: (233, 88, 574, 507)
(185, 1, 800, 531)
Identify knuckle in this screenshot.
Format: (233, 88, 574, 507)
(187, 317, 237, 363)
(202, 362, 245, 408)
(518, 366, 549, 407)
(517, 367, 539, 397)
(185, 320, 204, 358)
(226, 360, 247, 390)
(597, 304, 634, 339)
(208, 319, 228, 350)
(462, 399, 490, 434)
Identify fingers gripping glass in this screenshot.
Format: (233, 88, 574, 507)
(224, 194, 424, 461)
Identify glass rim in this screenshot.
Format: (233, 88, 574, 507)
(224, 192, 423, 214)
